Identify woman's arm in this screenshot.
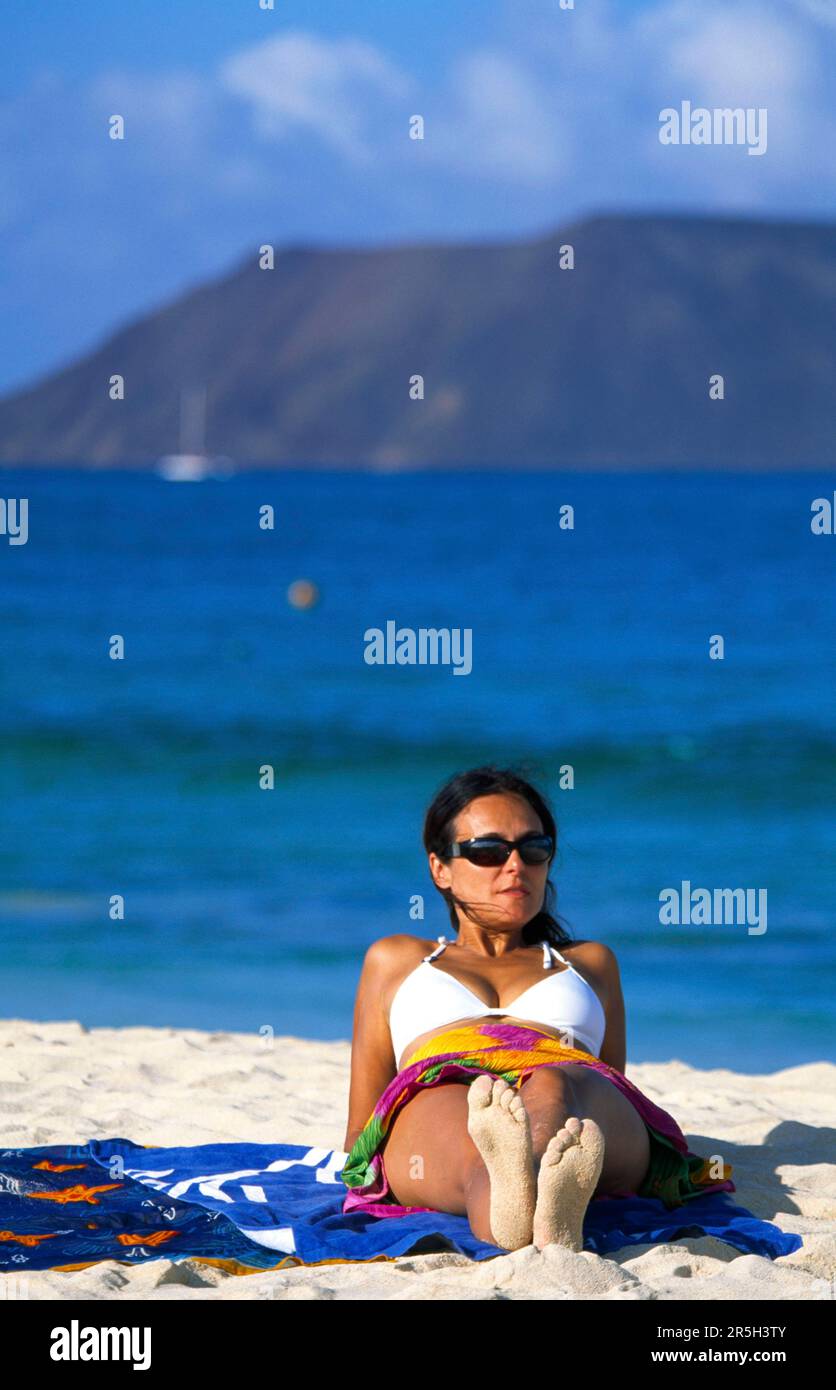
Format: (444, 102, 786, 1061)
(590, 944, 627, 1075)
(342, 937, 402, 1152)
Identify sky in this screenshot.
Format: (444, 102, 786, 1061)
(2, 0, 836, 395)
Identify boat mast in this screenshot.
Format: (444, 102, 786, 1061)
(181, 385, 207, 456)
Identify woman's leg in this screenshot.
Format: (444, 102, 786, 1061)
(381, 1082, 496, 1241)
(520, 1063, 651, 1195)
(380, 1063, 651, 1247)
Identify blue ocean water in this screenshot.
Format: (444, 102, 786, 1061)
(1, 468, 834, 1072)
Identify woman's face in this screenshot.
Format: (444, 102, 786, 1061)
(429, 793, 550, 931)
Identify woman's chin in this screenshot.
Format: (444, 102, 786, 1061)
(497, 896, 534, 921)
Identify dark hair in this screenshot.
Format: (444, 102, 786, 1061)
(422, 765, 575, 949)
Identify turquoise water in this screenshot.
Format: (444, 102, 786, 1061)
(1, 468, 834, 1071)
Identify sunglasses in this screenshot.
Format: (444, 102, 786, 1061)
(444, 834, 554, 867)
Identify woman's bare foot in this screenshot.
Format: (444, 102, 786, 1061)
(531, 1115, 605, 1252)
(466, 1074, 536, 1250)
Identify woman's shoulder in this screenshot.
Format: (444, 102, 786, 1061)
(560, 938, 621, 977)
(361, 933, 437, 975)
(560, 936, 611, 953)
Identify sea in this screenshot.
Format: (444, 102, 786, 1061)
(1, 468, 834, 1073)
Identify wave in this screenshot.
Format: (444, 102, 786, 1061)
(3, 714, 835, 795)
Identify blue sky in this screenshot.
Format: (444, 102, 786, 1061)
(2, 0, 835, 394)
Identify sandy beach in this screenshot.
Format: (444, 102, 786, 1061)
(1, 1018, 833, 1301)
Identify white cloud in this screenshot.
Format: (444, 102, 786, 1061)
(429, 50, 569, 183)
(791, 0, 836, 29)
(636, 2, 811, 105)
(64, 5, 836, 202)
(216, 30, 568, 186)
(218, 31, 413, 164)
(494, 0, 836, 199)
(630, 0, 836, 193)
(87, 69, 219, 169)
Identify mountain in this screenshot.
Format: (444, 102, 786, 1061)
(2, 212, 835, 468)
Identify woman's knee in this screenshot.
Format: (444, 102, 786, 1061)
(524, 1067, 651, 1193)
(521, 1064, 585, 1109)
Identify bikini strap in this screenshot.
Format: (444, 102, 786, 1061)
(548, 943, 571, 970)
(422, 935, 449, 962)
(425, 937, 561, 968)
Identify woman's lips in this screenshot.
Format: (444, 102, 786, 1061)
(501, 887, 529, 895)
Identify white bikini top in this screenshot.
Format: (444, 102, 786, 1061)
(388, 935, 607, 1068)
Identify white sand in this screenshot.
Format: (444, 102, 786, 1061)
(1, 1019, 833, 1301)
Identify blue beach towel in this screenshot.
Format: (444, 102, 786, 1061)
(0, 1138, 801, 1275)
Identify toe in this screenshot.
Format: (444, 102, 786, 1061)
(469, 1074, 494, 1106)
(578, 1117, 605, 1153)
(544, 1134, 566, 1163)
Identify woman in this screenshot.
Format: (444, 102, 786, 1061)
(341, 766, 734, 1252)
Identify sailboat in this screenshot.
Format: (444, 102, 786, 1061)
(156, 386, 234, 481)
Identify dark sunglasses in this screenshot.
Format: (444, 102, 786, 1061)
(444, 835, 554, 867)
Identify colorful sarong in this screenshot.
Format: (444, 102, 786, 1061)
(341, 1021, 735, 1218)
